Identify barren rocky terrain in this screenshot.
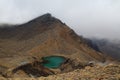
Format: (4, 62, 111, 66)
(0, 13, 119, 80)
(0, 64, 120, 80)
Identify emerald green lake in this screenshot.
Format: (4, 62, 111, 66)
(42, 56, 66, 69)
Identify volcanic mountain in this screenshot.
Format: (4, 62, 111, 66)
(0, 13, 106, 77)
(0, 13, 105, 60)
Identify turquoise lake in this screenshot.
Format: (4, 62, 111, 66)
(42, 56, 66, 69)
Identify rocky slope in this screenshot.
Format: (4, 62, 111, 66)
(38, 64, 120, 80)
(1, 64, 120, 80)
(0, 13, 106, 78)
(0, 13, 105, 60)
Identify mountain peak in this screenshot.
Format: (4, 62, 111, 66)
(28, 13, 62, 25)
(36, 13, 52, 22)
(39, 13, 52, 19)
(0, 13, 66, 39)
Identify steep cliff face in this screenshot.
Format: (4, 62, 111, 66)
(0, 13, 106, 77)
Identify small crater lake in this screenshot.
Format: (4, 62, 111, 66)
(42, 56, 66, 69)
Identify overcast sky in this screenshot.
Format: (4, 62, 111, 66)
(0, 0, 120, 40)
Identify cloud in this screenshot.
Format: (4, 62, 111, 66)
(0, 0, 120, 39)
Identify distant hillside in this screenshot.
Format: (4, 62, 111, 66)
(88, 38, 120, 60)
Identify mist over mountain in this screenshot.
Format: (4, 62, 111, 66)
(0, 13, 119, 61)
(0, 0, 120, 40)
(90, 38, 120, 60)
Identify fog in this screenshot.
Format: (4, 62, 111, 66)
(0, 0, 120, 40)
